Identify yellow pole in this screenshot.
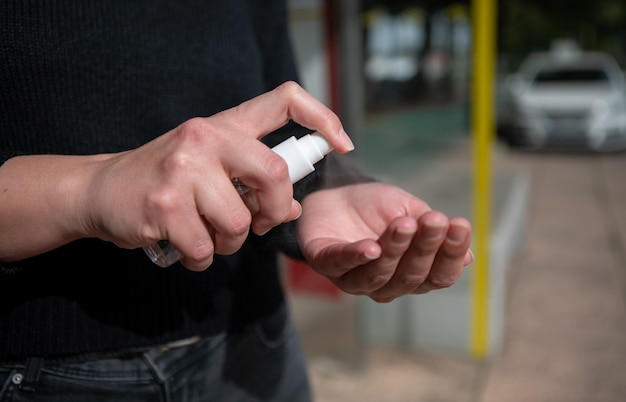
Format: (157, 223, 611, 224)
(470, 0, 496, 359)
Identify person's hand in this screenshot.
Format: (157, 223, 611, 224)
(79, 82, 354, 270)
(296, 182, 473, 302)
(85, 82, 354, 270)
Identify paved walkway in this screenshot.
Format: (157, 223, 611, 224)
(295, 143, 626, 402)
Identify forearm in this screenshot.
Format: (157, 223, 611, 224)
(0, 154, 102, 262)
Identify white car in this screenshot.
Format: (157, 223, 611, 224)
(498, 50, 626, 151)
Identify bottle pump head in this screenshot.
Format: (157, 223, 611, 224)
(271, 132, 333, 183)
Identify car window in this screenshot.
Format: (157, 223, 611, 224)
(532, 68, 610, 84)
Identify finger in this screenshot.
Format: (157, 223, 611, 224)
(189, 133, 290, 242)
(368, 211, 449, 302)
(414, 217, 472, 294)
(332, 217, 418, 295)
(249, 197, 302, 236)
(177, 227, 216, 272)
(142, 181, 217, 271)
(224, 81, 354, 153)
(239, 189, 301, 226)
(465, 249, 475, 266)
(289, 199, 303, 221)
(210, 135, 294, 235)
(194, 176, 253, 256)
(303, 237, 381, 278)
(163, 213, 216, 272)
(248, 156, 295, 235)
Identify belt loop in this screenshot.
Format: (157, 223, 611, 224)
(20, 357, 43, 392)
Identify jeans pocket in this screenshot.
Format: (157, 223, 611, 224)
(222, 304, 310, 400)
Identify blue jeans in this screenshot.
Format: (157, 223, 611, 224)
(0, 305, 311, 401)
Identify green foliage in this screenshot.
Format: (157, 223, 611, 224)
(499, 0, 626, 70)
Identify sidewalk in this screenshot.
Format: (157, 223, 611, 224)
(292, 142, 626, 401)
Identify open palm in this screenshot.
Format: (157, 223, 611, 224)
(297, 182, 473, 302)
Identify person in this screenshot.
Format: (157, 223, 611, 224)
(0, 1, 473, 401)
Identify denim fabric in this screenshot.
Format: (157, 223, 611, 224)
(0, 305, 311, 402)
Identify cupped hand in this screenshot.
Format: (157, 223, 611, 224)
(296, 182, 473, 302)
(82, 82, 354, 271)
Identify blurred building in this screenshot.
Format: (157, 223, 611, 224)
(361, 1, 471, 112)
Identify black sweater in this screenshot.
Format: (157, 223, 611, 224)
(0, 0, 326, 361)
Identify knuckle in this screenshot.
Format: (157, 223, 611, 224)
(177, 117, 207, 141)
(413, 287, 432, 295)
(190, 240, 215, 262)
(365, 274, 388, 289)
(161, 148, 196, 178)
(225, 209, 252, 237)
(146, 188, 183, 216)
(370, 294, 396, 303)
(276, 80, 303, 97)
(400, 274, 427, 288)
(214, 236, 245, 256)
(138, 223, 159, 245)
(171, 118, 220, 158)
(182, 254, 214, 272)
(427, 274, 457, 289)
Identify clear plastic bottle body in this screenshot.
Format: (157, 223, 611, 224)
(143, 133, 332, 267)
(143, 240, 182, 268)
